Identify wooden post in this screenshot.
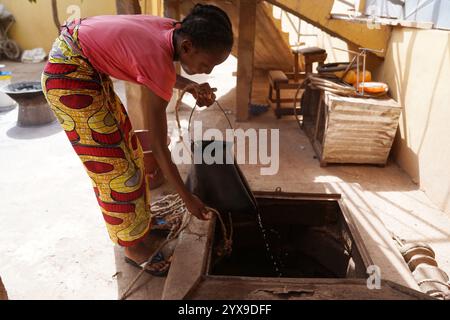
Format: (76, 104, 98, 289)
(163, 0, 180, 20)
(358, 0, 367, 15)
(115, 0, 142, 14)
(236, 0, 257, 122)
(293, 51, 299, 81)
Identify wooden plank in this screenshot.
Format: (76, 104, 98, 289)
(236, 0, 257, 121)
(162, 218, 213, 299)
(255, 3, 292, 70)
(314, 92, 324, 141)
(186, 277, 429, 300)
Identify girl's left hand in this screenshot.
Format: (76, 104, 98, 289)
(190, 82, 217, 107)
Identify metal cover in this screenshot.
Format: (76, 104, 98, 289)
(185, 276, 433, 300)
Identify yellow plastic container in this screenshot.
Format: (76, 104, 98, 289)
(335, 69, 372, 85)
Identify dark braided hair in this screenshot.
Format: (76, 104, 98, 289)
(174, 3, 233, 53)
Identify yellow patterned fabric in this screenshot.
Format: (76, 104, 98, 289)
(41, 20, 151, 246)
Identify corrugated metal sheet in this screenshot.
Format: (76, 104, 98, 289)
(365, 0, 450, 30)
(321, 92, 402, 165)
(365, 0, 404, 19)
(431, 0, 450, 30)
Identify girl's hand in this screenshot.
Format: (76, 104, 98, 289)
(183, 193, 212, 220)
(189, 82, 217, 107)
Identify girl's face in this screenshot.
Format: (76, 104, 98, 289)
(178, 39, 230, 75)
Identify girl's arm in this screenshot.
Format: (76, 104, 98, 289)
(142, 87, 211, 220)
(175, 74, 216, 107)
(175, 74, 196, 90)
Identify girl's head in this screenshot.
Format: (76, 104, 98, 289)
(173, 4, 233, 75)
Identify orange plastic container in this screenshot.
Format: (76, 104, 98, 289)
(336, 69, 372, 85)
(357, 82, 389, 94)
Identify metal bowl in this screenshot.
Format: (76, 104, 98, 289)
(0, 81, 55, 127)
(0, 81, 43, 98)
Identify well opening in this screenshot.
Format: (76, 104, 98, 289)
(208, 195, 367, 279)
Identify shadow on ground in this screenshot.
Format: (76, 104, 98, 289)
(6, 120, 62, 139)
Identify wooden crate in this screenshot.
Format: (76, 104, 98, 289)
(303, 90, 402, 166)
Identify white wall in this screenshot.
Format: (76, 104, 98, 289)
(379, 27, 450, 214)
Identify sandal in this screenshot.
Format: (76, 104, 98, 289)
(124, 251, 171, 277)
(151, 216, 181, 233)
(151, 217, 172, 232)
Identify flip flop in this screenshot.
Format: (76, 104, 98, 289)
(124, 251, 170, 277)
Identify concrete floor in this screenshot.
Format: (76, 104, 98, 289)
(0, 59, 449, 299)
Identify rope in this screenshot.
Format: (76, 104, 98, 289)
(392, 233, 405, 248)
(150, 193, 186, 232)
(213, 211, 233, 258)
(175, 87, 234, 142)
(174, 85, 234, 256)
(120, 202, 191, 300)
(417, 278, 450, 289)
(174, 86, 196, 140)
(419, 279, 450, 300)
(429, 291, 450, 300)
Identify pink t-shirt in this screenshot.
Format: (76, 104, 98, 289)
(78, 15, 176, 101)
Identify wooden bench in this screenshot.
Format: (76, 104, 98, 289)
(268, 70, 299, 118)
(268, 47, 327, 119)
(292, 46, 327, 76)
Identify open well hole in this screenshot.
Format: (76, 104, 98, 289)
(208, 196, 367, 279)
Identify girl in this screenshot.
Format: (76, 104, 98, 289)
(41, 4, 233, 275)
